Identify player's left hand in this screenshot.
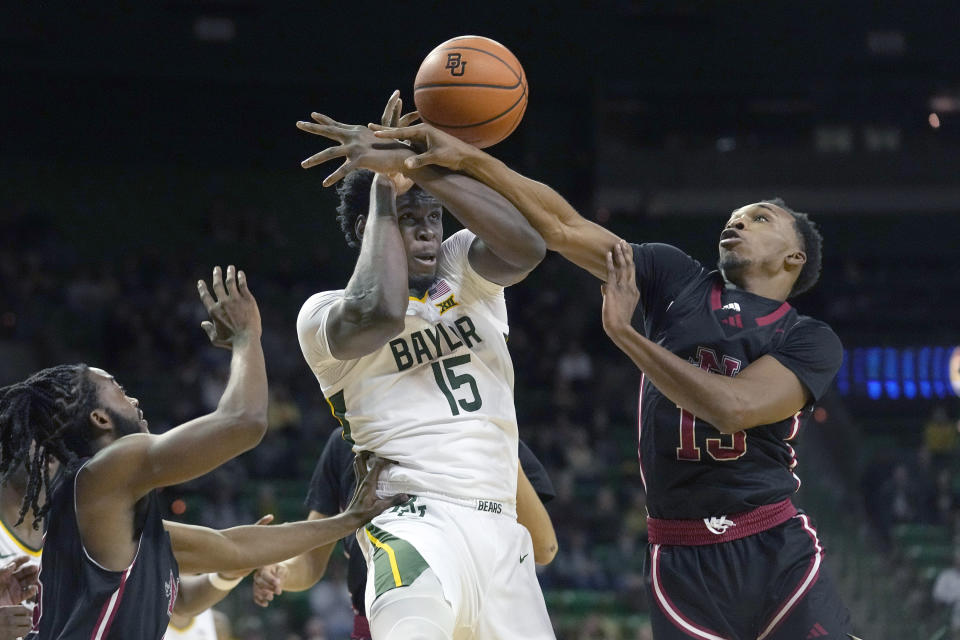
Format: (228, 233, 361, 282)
(297, 107, 415, 187)
(601, 240, 640, 339)
(0, 556, 38, 606)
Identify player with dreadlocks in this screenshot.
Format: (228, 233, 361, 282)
(0, 265, 403, 640)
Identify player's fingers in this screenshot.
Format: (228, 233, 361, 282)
(373, 124, 425, 142)
(388, 493, 410, 507)
(254, 514, 274, 526)
(393, 99, 403, 128)
(310, 112, 352, 128)
(224, 265, 238, 297)
(605, 250, 615, 281)
(620, 240, 636, 284)
(403, 151, 439, 170)
(201, 320, 217, 342)
(237, 269, 251, 297)
(13, 562, 38, 582)
(322, 160, 355, 187)
(398, 111, 421, 127)
(211, 265, 227, 300)
(301, 145, 347, 169)
(197, 279, 217, 312)
(296, 121, 346, 142)
(380, 89, 400, 127)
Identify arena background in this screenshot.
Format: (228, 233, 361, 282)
(4, 2, 960, 638)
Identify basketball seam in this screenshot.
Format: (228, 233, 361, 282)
(418, 83, 527, 130)
(435, 45, 522, 82)
(415, 81, 521, 90)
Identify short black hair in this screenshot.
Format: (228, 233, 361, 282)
(335, 169, 438, 249)
(762, 198, 823, 297)
(0, 364, 100, 526)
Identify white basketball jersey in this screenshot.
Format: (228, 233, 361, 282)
(298, 230, 519, 504)
(0, 517, 41, 567)
(165, 609, 218, 640)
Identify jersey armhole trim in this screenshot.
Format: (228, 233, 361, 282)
(73, 460, 146, 574)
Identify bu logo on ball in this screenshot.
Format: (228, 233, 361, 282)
(445, 53, 467, 76)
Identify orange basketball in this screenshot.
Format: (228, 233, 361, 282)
(414, 36, 528, 149)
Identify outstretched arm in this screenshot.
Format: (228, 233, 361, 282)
(299, 95, 543, 287)
(250, 511, 337, 607)
(172, 515, 275, 616)
(167, 458, 404, 574)
(374, 124, 622, 281)
(83, 266, 268, 502)
(323, 175, 410, 360)
(600, 241, 809, 433)
(410, 164, 545, 286)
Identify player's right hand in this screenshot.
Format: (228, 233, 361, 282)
(197, 265, 262, 349)
(252, 563, 289, 608)
(369, 122, 476, 172)
(0, 556, 37, 606)
(344, 453, 408, 524)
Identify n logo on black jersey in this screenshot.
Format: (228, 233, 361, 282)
(677, 347, 746, 462)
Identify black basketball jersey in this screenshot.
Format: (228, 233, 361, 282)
(632, 243, 843, 520)
(29, 461, 179, 640)
(306, 427, 556, 615)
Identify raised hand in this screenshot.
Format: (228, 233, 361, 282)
(0, 557, 37, 606)
(600, 240, 640, 339)
(197, 265, 262, 349)
(344, 453, 408, 524)
(369, 122, 476, 172)
(252, 563, 288, 607)
(297, 97, 416, 187)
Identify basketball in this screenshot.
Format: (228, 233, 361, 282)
(413, 35, 528, 149)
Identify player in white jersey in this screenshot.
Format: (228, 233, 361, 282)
(295, 94, 554, 640)
(0, 466, 42, 640)
(0, 469, 42, 567)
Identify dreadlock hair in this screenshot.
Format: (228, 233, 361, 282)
(335, 169, 438, 249)
(762, 198, 823, 298)
(0, 364, 99, 528)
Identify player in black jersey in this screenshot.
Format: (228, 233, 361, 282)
(0, 266, 403, 640)
(249, 429, 557, 639)
(359, 126, 858, 639)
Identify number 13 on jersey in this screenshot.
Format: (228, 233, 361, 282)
(675, 407, 747, 462)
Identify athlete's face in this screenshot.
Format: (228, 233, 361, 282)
(396, 192, 443, 293)
(718, 202, 804, 282)
(87, 368, 149, 437)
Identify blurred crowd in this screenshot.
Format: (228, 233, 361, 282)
(0, 199, 655, 638)
(4, 192, 960, 639)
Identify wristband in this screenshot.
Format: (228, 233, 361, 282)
(208, 573, 243, 590)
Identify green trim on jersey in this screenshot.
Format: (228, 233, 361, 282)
(326, 390, 353, 444)
(364, 523, 430, 599)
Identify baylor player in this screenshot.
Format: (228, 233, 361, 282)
(296, 92, 554, 640)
